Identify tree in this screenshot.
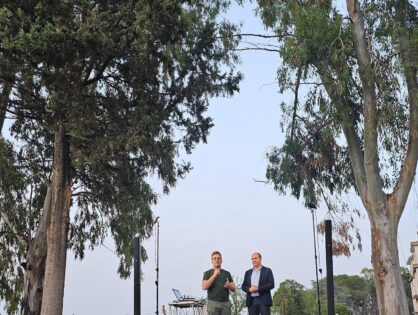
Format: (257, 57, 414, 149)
(335, 304, 351, 315)
(272, 271, 412, 314)
(0, 138, 28, 313)
(230, 277, 246, 315)
(257, 0, 417, 313)
(0, 1, 241, 314)
(400, 267, 413, 313)
(272, 279, 314, 315)
(331, 274, 378, 314)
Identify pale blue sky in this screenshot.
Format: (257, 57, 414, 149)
(62, 2, 418, 315)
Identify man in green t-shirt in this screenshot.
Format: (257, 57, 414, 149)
(202, 251, 236, 315)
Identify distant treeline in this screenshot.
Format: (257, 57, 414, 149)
(271, 268, 413, 315)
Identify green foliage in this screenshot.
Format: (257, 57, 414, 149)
(261, 0, 360, 200)
(231, 277, 246, 315)
(272, 279, 314, 315)
(0, 0, 241, 310)
(272, 270, 415, 314)
(332, 274, 377, 314)
(335, 303, 351, 315)
(400, 267, 413, 313)
(259, 0, 418, 256)
(310, 276, 362, 314)
(0, 138, 29, 314)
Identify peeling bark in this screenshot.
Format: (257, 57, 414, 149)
(40, 121, 71, 315)
(344, 1, 411, 312)
(370, 206, 409, 315)
(21, 185, 52, 315)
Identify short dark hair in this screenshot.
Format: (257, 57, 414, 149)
(211, 251, 222, 258)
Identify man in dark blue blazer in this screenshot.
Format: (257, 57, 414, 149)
(241, 252, 275, 315)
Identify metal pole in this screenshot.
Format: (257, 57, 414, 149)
(325, 220, 335, 315)
(134, 234, 141, 315)
(155, 217, 160, 315)
(311, 208, 321, 315)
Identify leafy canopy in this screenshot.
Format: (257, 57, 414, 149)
(257, 0, 418, 254)
(0, 0, 242, 312)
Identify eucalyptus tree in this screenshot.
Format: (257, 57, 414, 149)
(257, 0, 417, 313)
(0, 1, 241, 314)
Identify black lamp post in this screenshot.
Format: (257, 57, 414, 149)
(134, 233, 141, 315)
(154, 217, 160, 315)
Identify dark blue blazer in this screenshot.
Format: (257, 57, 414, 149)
(241, 266, 275, 307)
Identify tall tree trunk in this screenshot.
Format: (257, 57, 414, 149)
(20, 186, 52, 315)
(346, 1, 415, 313)
(40, 121, 71, 315)
(369, 206, 409, 315)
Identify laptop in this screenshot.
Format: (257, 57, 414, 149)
(172, 288, 195, 301)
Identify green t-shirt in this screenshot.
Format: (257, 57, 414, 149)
(202, 269, 233, 302)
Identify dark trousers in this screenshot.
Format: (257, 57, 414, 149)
(248, 297, 270, 315)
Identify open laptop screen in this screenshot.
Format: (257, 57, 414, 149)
(172, 288, 183, 301)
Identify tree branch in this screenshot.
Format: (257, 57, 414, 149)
(391, 2, 418, 218)
(316, 63, 367, 204)
(0, 209, 27, 247)
(233, 47, 279, 52)
(83, 57, 114, 87)
(227, 32, 293, 39)
(346, 0, 383, 210)
(290, 65, 303, 141)
(0, 79, 13, 131)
